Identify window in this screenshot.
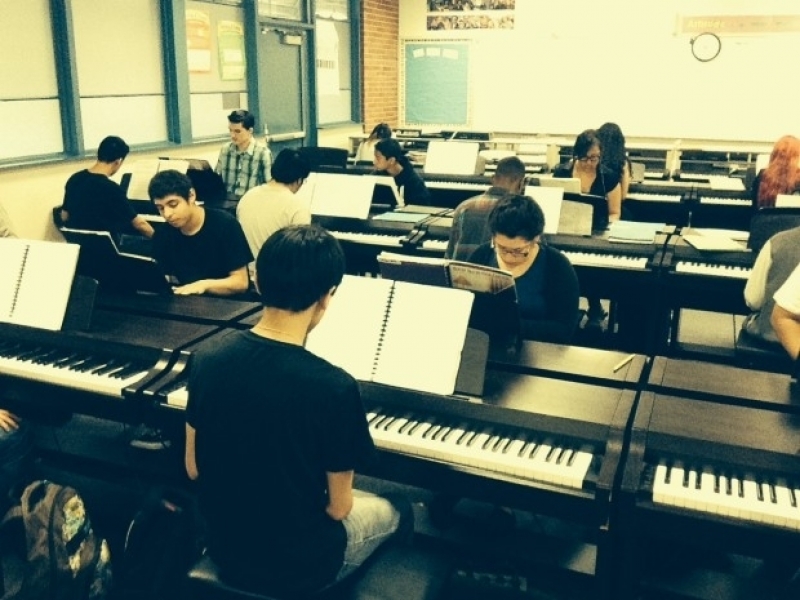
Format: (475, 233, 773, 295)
(258, 0, 303, 21)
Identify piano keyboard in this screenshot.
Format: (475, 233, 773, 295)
(678, 173, 715, 182)
(0, 340, 151, 398)
(700, 196, 750, 206)
(652, 464, 800, 530)
(674, 261, 751, 279)
(563, 251, 648, 270)
(626, 193, 682, 203)
(425, 181, 488, 192)
(421, 238, 447, 252)
(644, 171, 667, 180)
(330, 231, 404, 247)
(367, 409, 595, 489)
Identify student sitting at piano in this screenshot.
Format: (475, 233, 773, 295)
(445, 155, 526, 261)
(149, 170, 252, 296)
(596, 122, 632, 202)
(237, 149, 312, 277)
(354, 122, 392, 164)
(468, 194, 580, 343)
(59, 135, 155, 241)
(185, 224, 412, 598)
(215, 110, 272, 202)
(751, 135, 800, 209)
(741, 226, 800, 346)
(373, 138, 432, 206)
(771, 261, 800, 360)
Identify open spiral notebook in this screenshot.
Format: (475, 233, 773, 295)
(305, 275, 474, 396)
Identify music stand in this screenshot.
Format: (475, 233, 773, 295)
(60, 228, 172, 295)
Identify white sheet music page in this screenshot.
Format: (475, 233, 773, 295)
(310, 173, 376, 219)
(372, 281, 473, 396)
(9, 240, 80, 330)
(526, 186, 564, 234)
(125, 159, 160, 201)
(0, 238, 29, 321)
(305, 275, 393, 381)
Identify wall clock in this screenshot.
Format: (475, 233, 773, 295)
(691, 32, 721, 62)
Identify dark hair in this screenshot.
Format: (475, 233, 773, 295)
(148, 170, 193, 202)
(96, 136, 129, 163)
(375, 139, 411, 169)
(488, 194, 545, 240)
(227, 109, 255, 131)
(368, 123, 392, 142)
(271, 149, 311, 184)
(493, 156, 526, 184)
(572, 129, 601, 160)
(256, 225, 345, 311)
(596, 122, 627, 171)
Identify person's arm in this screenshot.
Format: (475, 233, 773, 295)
(743, 241, 771, 309)
(325, 470, 355, 521)
(173, 265, 250, 296)
(0, 409, 20, 432)
(260, 146, 273, 184)
(620, 161, 632, 201)
(131, 215, 155, 238)
(771, 305, 800, 360)
(185, 423, 199, 480)
(522, 250, 581, 343)
(606, 183, 622, 222)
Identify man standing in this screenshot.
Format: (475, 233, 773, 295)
(61, 135, 154, 240)
(149, 170, 251, 296)
(185, 225, 411, 597)
(236, 148, 311, 275)
(445, 156, 526, 261)
(215, 110, 272, 201)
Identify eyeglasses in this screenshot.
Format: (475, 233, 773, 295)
(578, 155, 601, 163)
(494, 240, 532, 258)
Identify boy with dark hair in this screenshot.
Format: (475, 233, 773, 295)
(215, 109, 272, 200)
(149, 169, 251, 296)
(236, 148, 312, 272)
(61, 135, 154, 240)
(185, 224, 412, 597)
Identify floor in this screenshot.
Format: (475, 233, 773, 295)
(8, 309, 795, 600)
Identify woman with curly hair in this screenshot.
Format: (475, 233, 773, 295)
(753, 135, 800, 209)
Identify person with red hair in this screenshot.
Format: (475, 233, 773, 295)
(753, 135, 800, 209)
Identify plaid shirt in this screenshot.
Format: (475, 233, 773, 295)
(215, 139, 272, 200)
(445, 187, 508, 261)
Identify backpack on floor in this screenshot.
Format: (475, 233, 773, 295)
(115, 486, 205, 600)
(0, 479, 112, 600)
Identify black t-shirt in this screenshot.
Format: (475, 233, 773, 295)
(152, 208, 252, 285)
(394, 166, 432, 206)
(186, 330, 376, 596)
(62, 169, 137, 235)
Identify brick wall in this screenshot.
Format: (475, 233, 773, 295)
(360, 0, 399, 132)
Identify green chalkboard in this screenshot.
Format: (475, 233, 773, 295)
(403, 40, 470, 126)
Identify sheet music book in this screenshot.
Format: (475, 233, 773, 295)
(305, 275, 473, 395)
(424, 141, 484, 175)
(125, 158, 190, 201)
(683, 234, 746, 252)
(0, 238, 79, 330)
(608, 221, 665, 244)
(308, 172, 377, 219)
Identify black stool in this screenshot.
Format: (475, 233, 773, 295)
(734, 329, 794, 374)
(186, 544, 453, 600)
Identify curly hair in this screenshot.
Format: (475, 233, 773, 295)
(758, 135, 800, 208)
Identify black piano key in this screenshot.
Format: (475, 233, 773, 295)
(725, 476, 732, 496)
(756, 483, 764, 502)
(556, 448, 568, 465)
(790, 488, 798, 508)
(91, 359, 124, 375)
(431, 425, 450, 441)
(713, 474, 720, 494)
(769, 484, 778, 504)
(459, 431, 477, 446)
(398, 419, 417, 434)
(422, 423, 441, 440)
(499, 437, 514, 454)
(16, 346, 46, 361)
(737, 478, 744, 497)
(683, 469, 690, 488)
(483, 434, 499, 451)
(545, 445, 558, 462)
(518, 441, 534, 458)
(565, 449, 576, 466)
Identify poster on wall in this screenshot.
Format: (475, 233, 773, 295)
(186, 9, 212, 72)
(315, 20, 340, 95)
(218, 21, 246, 80)
(426, 0, 515, 31)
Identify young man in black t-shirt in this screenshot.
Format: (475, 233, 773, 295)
(184, 225, 412, 597)
(148, 170, 251, 296)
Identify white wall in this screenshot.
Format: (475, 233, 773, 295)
(399, 0, 800, 143)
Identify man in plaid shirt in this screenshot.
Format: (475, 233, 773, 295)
(215, 110, 272, 201)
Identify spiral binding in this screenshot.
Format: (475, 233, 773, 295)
(370, 281, 396, 379)
(8, 243, 30, 318)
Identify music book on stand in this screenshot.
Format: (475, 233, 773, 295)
(0, 238, 80, 330)
(305, 275, 475, 396)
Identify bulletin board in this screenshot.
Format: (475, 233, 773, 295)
(401, 39, 471, 127)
